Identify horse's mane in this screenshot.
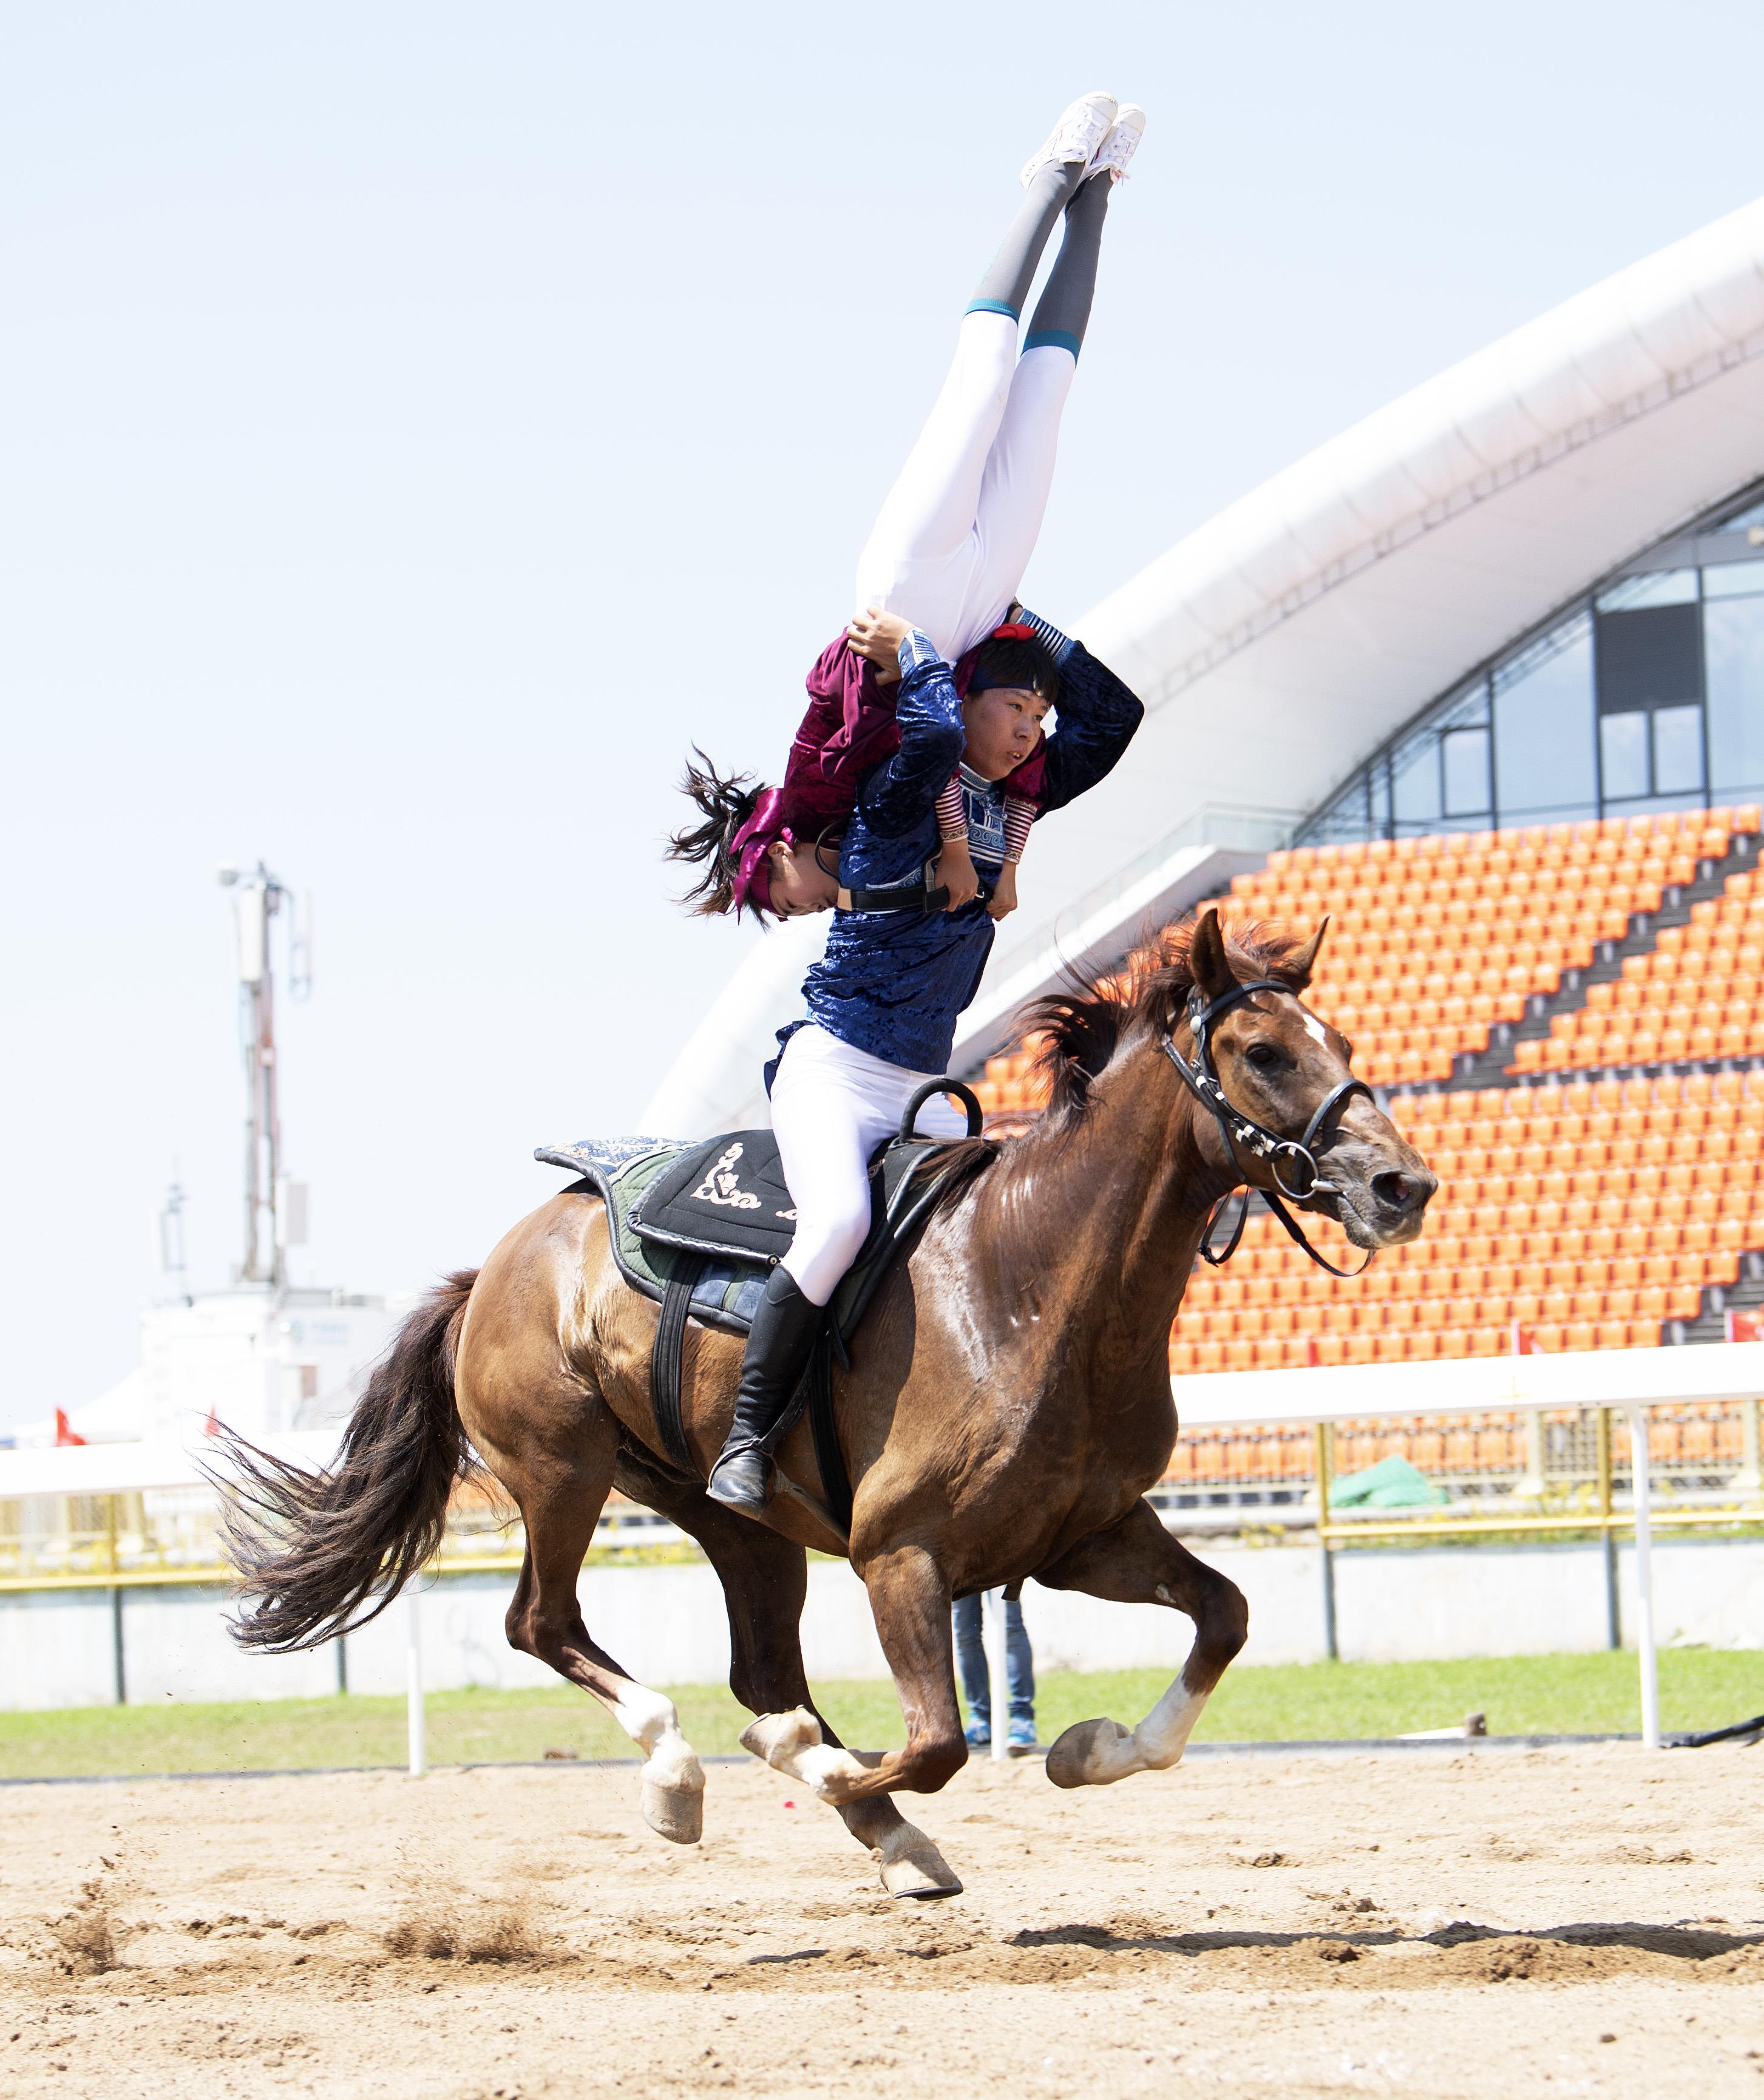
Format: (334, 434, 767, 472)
(1016, 911, 1319, 1126)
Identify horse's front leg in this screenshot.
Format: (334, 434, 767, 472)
(741, 1542, 968, 1810)
(1034, 1498, 1248, 1789)
(615, 1450, 961, 1899)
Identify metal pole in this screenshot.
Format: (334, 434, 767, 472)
(1315, 1422, 1338, 1662)
(106, 1495, 124, 1705)
(334, 1633, 348, 1696)
(1596, 1407, 1620, 1650)
(405, 1587, 426, 1777)
(1625, 1405, 1660, 1752)
(983, 1590, 1010, 1762)
(225, 867, 287, 1286)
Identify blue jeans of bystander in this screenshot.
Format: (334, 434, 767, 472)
(953, 1591, 1035, 1736)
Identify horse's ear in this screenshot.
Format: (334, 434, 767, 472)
(1286, 916, 1329, 992)
(1189, 906, 1237, 1004)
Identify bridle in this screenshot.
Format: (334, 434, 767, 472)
(1159, 979, 1377, 1280)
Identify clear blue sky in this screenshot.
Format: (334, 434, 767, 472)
(5, 1, 1764, 1427)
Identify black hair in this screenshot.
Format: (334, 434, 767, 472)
(969, 632, 1060, 707)
(665, 748, 772, 920)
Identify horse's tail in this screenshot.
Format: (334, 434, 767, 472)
(215, 1270, 480, 1652)
(665, 746, 770, 919)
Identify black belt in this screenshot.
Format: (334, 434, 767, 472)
(836, 861, 992, 915)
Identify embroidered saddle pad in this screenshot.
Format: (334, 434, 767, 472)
(533, 1135, 767, 1336)
(533, 1127, 991, 1350)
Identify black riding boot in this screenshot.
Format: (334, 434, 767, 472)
(706, 1267, 823, 1515)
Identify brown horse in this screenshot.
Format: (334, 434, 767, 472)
(222, 906, 1434, 1896)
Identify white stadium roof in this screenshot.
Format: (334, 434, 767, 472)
(644, 191, 1764, 1139)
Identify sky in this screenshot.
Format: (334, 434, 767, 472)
(5, 1, 1764, 1429)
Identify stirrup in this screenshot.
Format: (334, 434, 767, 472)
(707, 1441, 772, 1514)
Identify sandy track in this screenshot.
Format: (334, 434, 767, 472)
(1, 1741, 1760, 2098)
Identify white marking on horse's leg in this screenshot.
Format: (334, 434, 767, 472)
(604, 1677, 705, 1843)
(740, 1706, 870, 1803)
(1044, 1652, 1212, 1790)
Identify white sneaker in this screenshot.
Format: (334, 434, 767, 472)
(1020, 92, 1118, 189)
(1088, 104, 1146, 185)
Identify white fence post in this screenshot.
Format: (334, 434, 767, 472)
(406, 1586, 427, 1777)
(1625, 1404, 1660, 1750)
(983, 1589, 1010, 1762)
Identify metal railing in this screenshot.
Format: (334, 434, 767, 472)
(3, 1401, 1758, 1592)
(0, 1483, 682, 1592)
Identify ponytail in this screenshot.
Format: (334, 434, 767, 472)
(666, 749, 771, 919)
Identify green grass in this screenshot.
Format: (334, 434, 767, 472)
(1, 1650, 1759, 1781)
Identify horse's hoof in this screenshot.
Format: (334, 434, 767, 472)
(874, 1823, 963, 1900)
(640, 1733, 705, 1843)
(642, 1769, 705, 1844)
(1045, 1715, 1136, 1789)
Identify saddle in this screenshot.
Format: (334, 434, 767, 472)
(535, 1082, 993, 1529)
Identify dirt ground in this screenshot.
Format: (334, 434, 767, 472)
(1, 1740, 1760, 2099)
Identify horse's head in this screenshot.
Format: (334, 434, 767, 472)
(1184, 906, 1436, 1249)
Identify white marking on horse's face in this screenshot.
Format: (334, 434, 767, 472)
(1303, 1014, 1329, 1049)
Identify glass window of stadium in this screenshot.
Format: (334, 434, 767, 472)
(1297, 484, 1764, 843)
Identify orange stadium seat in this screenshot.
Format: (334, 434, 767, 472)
(989, 812, 1764, 1502)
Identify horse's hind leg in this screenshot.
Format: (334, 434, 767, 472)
(1034, 1497, 1249, 1789)
(469, 1382, 707, 1843)
(616, 1448, 962, 1898)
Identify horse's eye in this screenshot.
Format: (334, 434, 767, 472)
(1245, 1042, 1283, 1073)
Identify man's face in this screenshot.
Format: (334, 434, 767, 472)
(961, 685, 1050, 781)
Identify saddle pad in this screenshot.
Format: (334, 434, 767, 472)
(533, 1137, 768, 1335)
(631, 1130, 798, 1266)
(535, 1129, 999, 1348)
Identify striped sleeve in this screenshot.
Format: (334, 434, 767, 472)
(1002, 793, 1036, 863)
(935, 773, 968, 840)
(1013, 605, 1076, 667)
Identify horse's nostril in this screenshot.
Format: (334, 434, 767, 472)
(1372, 1170, 1425, 1214)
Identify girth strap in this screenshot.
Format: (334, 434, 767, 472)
(649, 1258, 703, 1472)
(806, 1337, 853, 1533)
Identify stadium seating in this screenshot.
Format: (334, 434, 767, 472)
(969, 804, 1764, 1365)
(1163, 1401, 1745, 1490)
(1526, 860, 1764, 1073)
(1224, 805, 1758, 1087)
(1164, 1065, 1762, 1369)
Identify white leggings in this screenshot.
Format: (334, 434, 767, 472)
(771, 1026, 968, 1307)
(852, 311, 1076, 664)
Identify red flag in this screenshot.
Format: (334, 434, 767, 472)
(1511, 1322, 1543, 1355)
(54, 1408, 87, 1447)
(1726, 1308, 1764, 1344)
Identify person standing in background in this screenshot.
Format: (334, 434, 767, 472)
(954, 1592, 1037, 1753)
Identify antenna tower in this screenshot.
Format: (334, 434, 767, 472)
(216, 863, 313, 1285)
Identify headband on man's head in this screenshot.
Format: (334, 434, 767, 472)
(728, 787, 793, 919)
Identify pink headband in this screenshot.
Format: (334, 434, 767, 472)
(730, 787, 793, 918)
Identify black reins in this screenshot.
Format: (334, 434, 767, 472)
(1159, 979, 1377, 1280)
